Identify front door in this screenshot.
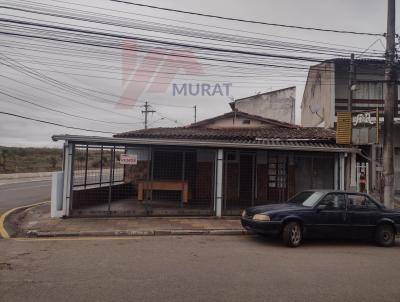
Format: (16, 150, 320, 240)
(312, 193, 348, 237)
(346, 193, 380, 238)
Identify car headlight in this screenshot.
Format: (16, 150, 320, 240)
(242, 210, 247, 218)
(253, 214, 271, 221)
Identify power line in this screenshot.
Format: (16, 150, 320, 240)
(0, 18, 329, 63)
(0, 111, 116, 134)
(41, 0, 385, 51)
(0, 90, 143, 126)
(110, 0, 383, 37)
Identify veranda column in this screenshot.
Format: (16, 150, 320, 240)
(215, 149, 224, 217)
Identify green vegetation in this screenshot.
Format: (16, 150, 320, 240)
(0, 146, 63, 174)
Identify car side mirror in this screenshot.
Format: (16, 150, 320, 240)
(316, 204, 328, 212)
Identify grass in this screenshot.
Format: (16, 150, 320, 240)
(0, 146, 63, 174)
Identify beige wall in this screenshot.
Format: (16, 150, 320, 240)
(301, 62, 335, 128)
(204, 116, 272, 129)
(234, 87, 295, 124)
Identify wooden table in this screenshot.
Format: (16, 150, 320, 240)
(137, 180, 189, 203)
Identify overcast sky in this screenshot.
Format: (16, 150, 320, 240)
(0, 0, 397, 147)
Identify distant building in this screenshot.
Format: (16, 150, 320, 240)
(230, 87, 296, 124)
(301, 59, 400, 128)
(301, 58, 400, 200)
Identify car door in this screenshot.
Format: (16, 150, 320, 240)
(346, 194, 381, 238)
(311, 193, 348, 237)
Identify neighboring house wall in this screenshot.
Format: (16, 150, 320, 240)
(204, 116, 272, 129)
(301, 60, 400, 128)
(233, 87, 296, 124)
(335, 62, 400, 117)
(301, 62, 335, 128)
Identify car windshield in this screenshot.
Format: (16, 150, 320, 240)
(288, 191, 325, 207)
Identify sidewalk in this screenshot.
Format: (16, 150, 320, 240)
(8, 203, 247, 238)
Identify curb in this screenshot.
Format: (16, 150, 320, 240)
(25, 229, 251, 238)
(0, 172, 54, 180)
(0, 201, 49, 239)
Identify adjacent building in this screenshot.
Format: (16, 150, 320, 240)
(301, 58, 400, 199)
(230, 87, 296, 124)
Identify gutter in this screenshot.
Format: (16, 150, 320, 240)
(52, 134, 359, 153)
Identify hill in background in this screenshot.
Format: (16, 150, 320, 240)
(0, 146, 63, 174)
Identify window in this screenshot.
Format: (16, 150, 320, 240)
(242, 119, 251, 124)
(288, 191, 324, 207)
(318, 193, 346, 210)
(347, 194, 379, 210)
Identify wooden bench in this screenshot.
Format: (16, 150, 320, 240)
(137, 180, 189, 203)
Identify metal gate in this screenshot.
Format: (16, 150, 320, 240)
(70, 143, 215, 216)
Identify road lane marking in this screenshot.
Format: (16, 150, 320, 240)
(0, 179, 51, 187)
(0, 184, 51, 192)
(0, 201, 49, 239)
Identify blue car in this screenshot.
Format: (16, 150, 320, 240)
(241, 190, 400, 247)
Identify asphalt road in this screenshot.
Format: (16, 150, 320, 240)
(1, 235, 399, 302)
(0, 180, 51, 214)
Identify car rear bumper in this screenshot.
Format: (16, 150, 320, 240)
(241, 218, 282, 235)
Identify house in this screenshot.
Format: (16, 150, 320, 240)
(301, 58, 400, 199)
(51, 111, 357, 218)
(230, 87, 296, 124)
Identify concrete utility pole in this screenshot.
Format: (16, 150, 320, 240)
(383, 0, 397, 208)
(141, 101, 156, 129)
(348, 53, 355, 112)
(194, 105, 197, 123)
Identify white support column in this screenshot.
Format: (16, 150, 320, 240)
(62, 142, 74, 217)
(215, 149, 223, 217)
(350, 152, 357, 191)
(51, 171, 64, 218)
(371, 145, 377, 192)
(339, 153, 345, 190)
(334, 154, 339, 190)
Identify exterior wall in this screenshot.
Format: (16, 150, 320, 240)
(334, 61, 400, 118)
(204, 115, 273, 129)
(301, 62, 335, 128)
(233, 87, 296, 124)
(222, 150, 337, 215)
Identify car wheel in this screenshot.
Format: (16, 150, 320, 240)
(282, 221, 302, 247)
(375, 224, 395, 247)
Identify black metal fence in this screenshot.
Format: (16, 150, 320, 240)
(69, 143, 215, 216)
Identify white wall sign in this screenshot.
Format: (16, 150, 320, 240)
(353, 112, 374, 127)
(120, 154, 137, 165)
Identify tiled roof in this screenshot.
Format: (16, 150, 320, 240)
(115, 126, 336, 142)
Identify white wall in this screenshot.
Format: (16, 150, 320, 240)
(233, 87, 296, 124)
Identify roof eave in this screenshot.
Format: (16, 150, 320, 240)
(52, 135, 359, 153)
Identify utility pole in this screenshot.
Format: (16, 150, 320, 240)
(141, 101, 156, 129)
(194, 105, 197, 123)
(383, 0, 397, 208)
(348, 53, 355, 112)
(345, 53, 355, 191)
